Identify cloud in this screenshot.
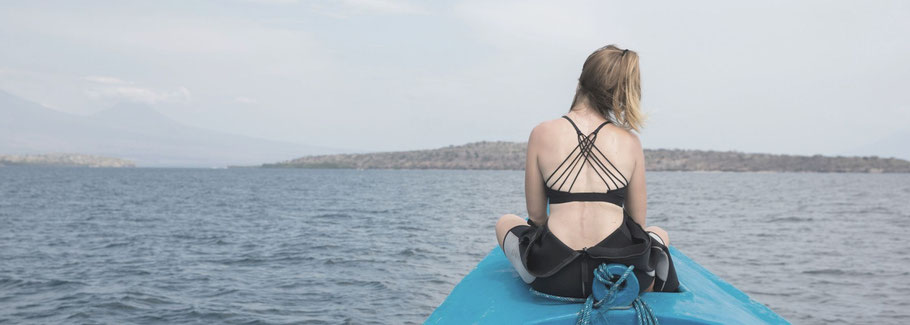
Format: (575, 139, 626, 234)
(83, 75, 133, 85)
(2, 8, 326, 60)
(235, 96, 258, 104)
(84, 76, 191, 104)
(241, 0, 299, 4)
(340, 0, 427, 15)
(237, 0, 427, 16)
(309, 0, 428, 17)
(454, 1, 600, 49)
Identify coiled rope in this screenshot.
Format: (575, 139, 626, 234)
(529, 264, 659, 325)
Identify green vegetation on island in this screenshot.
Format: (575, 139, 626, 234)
(0, 154, 135, 168)
(263, 141, 910, 173)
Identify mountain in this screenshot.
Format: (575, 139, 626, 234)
(263, 141, 910, 173)
(0, 154, 134, 168)
(847, 130, 910, 161)
(0, 90, 334, 167)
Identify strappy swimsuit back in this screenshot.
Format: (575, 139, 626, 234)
(504, 115, 680, 298)
(545, 115, 629, 207)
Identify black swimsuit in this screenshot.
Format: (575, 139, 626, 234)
(507, 116, 679, 298)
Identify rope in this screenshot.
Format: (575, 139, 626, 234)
(529, 264, 660, 325)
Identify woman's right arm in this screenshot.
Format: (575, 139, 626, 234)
(625, 133, 648, 227)
(525, 125, 548, 226)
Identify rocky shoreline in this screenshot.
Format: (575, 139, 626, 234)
(263, 141, 910, 173)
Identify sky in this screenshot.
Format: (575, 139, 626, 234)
(1, 0, 908, 156)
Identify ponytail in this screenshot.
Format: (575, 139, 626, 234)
(571, 45, 645, 132)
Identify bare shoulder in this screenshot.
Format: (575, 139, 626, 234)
(528, 118, 567, 146)
(605, 124, 643, 155)
(624, 128, 643, 151)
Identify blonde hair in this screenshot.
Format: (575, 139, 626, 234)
(571, 44, 645, 132)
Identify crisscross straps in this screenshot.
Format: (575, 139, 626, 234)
(545, 116, 629, 193)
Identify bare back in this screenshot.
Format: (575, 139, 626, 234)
(525, 112, 647, 250)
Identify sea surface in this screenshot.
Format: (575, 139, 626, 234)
(1, 168, 908, 324)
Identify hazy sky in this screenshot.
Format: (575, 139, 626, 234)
(1, 0, 907, 156)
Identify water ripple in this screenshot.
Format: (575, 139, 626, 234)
(0, 168, 907, 324)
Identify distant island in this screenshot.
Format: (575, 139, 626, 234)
(263, 141, 910, 173)
(0, 154, 135, 168)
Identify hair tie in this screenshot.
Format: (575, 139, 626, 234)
(621, 49, 628, 56)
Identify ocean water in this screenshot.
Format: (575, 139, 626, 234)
(0, 168, 908, 324)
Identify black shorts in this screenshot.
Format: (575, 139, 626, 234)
(502, 213, 679, 299)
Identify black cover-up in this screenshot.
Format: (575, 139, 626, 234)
(509, 116, 679, 298)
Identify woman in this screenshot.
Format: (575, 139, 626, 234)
(495, 45, 679, 298)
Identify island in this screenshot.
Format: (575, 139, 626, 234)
(0, 154, 135, 168)
(263, 141, 910, 173)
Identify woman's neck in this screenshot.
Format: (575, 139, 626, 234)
(568, 102, 606, 123)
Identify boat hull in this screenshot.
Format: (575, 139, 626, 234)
(426, 246, 789, 324)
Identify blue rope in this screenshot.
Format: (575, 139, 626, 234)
(529, 264, 660, 325)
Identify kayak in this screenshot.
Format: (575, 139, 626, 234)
(426, 246, 789, 324)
